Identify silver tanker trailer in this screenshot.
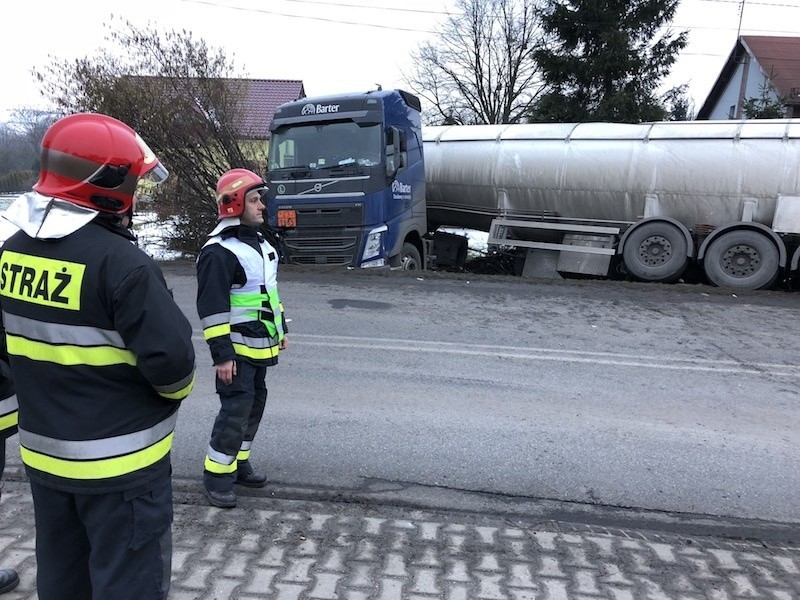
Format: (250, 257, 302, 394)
(423, 119, 800, 290)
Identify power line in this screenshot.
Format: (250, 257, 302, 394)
(701, 0, 800, 7)
(178, 0, 800, 44)
(666, 22, 800, 34)
(178, 0, 441, 32)
(253, 0, 450, 15)
(181, 0, 800, 37)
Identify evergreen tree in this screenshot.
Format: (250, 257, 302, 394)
(742, 79, 787, 119)
(529, 0, 687, 123)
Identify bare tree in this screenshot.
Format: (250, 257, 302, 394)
(34, 17, 257, 256)
(661, 85, 695, 121)
(406, 0, 549, 125)
(0, 125, 36, 192)
(6, 109, 57, 157)
(0, 109, 57, 191)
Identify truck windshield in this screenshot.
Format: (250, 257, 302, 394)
(270, 121, 382, 171)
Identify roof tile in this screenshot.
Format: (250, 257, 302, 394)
(741, 36, 800, 97)
(233, 78, 306, 138)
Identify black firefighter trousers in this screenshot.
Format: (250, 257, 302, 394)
(204, 359, 268, 492)
(30, 476, 173, 600)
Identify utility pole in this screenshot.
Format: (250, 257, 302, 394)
(735, 0, 748, 118)
(736, 0, 746, 39)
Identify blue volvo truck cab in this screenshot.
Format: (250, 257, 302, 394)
(266, 89, 428, 268)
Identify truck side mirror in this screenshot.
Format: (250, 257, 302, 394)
(386, 151, 398, 178)
(386, 127, 400, 177)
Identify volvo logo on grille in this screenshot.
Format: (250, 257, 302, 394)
(277, 184, 286, 194)
(313, 183, 323, 192)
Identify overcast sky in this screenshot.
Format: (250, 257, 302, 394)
(2, 0, 799, 121)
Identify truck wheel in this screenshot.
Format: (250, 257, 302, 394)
(622, 221, 688, 282)
(400, 243, 422, 270)
(703, 229, 779, 290)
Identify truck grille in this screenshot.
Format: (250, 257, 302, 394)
(288, 236, 358, 251)
(282, 232, 362, 266)
(277, 203, 365, 267)
(291, 255, 353, 266)
(294, 205, 364, 228)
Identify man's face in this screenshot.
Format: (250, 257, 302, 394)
(240, 189, 265, 227)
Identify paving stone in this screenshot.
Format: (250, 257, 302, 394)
(0, 479, 798, 600)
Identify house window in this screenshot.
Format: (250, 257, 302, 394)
(728, 105, 736, 119)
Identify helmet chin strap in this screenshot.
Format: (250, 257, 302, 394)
(88, 194, 134, 228)
(119, 205, 134, 229)
(90, 195, 125, 212)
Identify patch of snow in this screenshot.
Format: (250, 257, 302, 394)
(133, 211, 184, 262)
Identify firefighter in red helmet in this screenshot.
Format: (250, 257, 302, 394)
(196, 168, 288, 508)
(33, 112, 169, 214)
(0, 113, 196, 600)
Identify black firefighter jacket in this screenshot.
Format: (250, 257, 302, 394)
(0, 216, 196, 494)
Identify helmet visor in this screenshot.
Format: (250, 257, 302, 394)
(250, 184, 269, 198)
(135, 161, 169, 203)
(135, 133, 169, 183)
(142, 161, 169, 184)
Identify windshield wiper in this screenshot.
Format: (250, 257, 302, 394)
(270, 166, 312, 178)
(315, 162, 363, 174)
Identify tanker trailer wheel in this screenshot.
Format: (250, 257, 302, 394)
(400, 242, 422, 270)
(622, 221, 688, 282)
(703, 229, 779, 290)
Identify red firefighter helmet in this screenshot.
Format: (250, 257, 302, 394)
(33, 113, 168, 215)
(216, 168, 267, 219)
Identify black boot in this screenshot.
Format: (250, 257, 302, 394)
(203, 488, 237, 509)
(0, 569, 19, 594)
(235, 460, 267, 488)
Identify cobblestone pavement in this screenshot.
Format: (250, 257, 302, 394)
(0, 480, 798, 600)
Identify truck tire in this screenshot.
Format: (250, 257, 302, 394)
(622, 221, 689, 282)
(703, 229, 779, 290)
(400, 243, 422, 270)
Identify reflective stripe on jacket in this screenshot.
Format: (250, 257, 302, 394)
(0, 393, 17, 437)
(0, 219, 196, 493)
(0, 357, 16, 439)
(19, 412, 177, 480)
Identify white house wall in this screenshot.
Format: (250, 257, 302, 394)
(744, 58, 779, 106)
(707, 56, 778, 119)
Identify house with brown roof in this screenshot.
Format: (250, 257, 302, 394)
(233, 78, 305, 139)
(129, 75, 305, 136)
(214, 78, 305, 171)
(697, 36, 800, 120)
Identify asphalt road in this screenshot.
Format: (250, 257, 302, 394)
(6, 263, 800, 537)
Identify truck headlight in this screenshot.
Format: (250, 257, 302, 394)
(361, 225, 387, 263)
